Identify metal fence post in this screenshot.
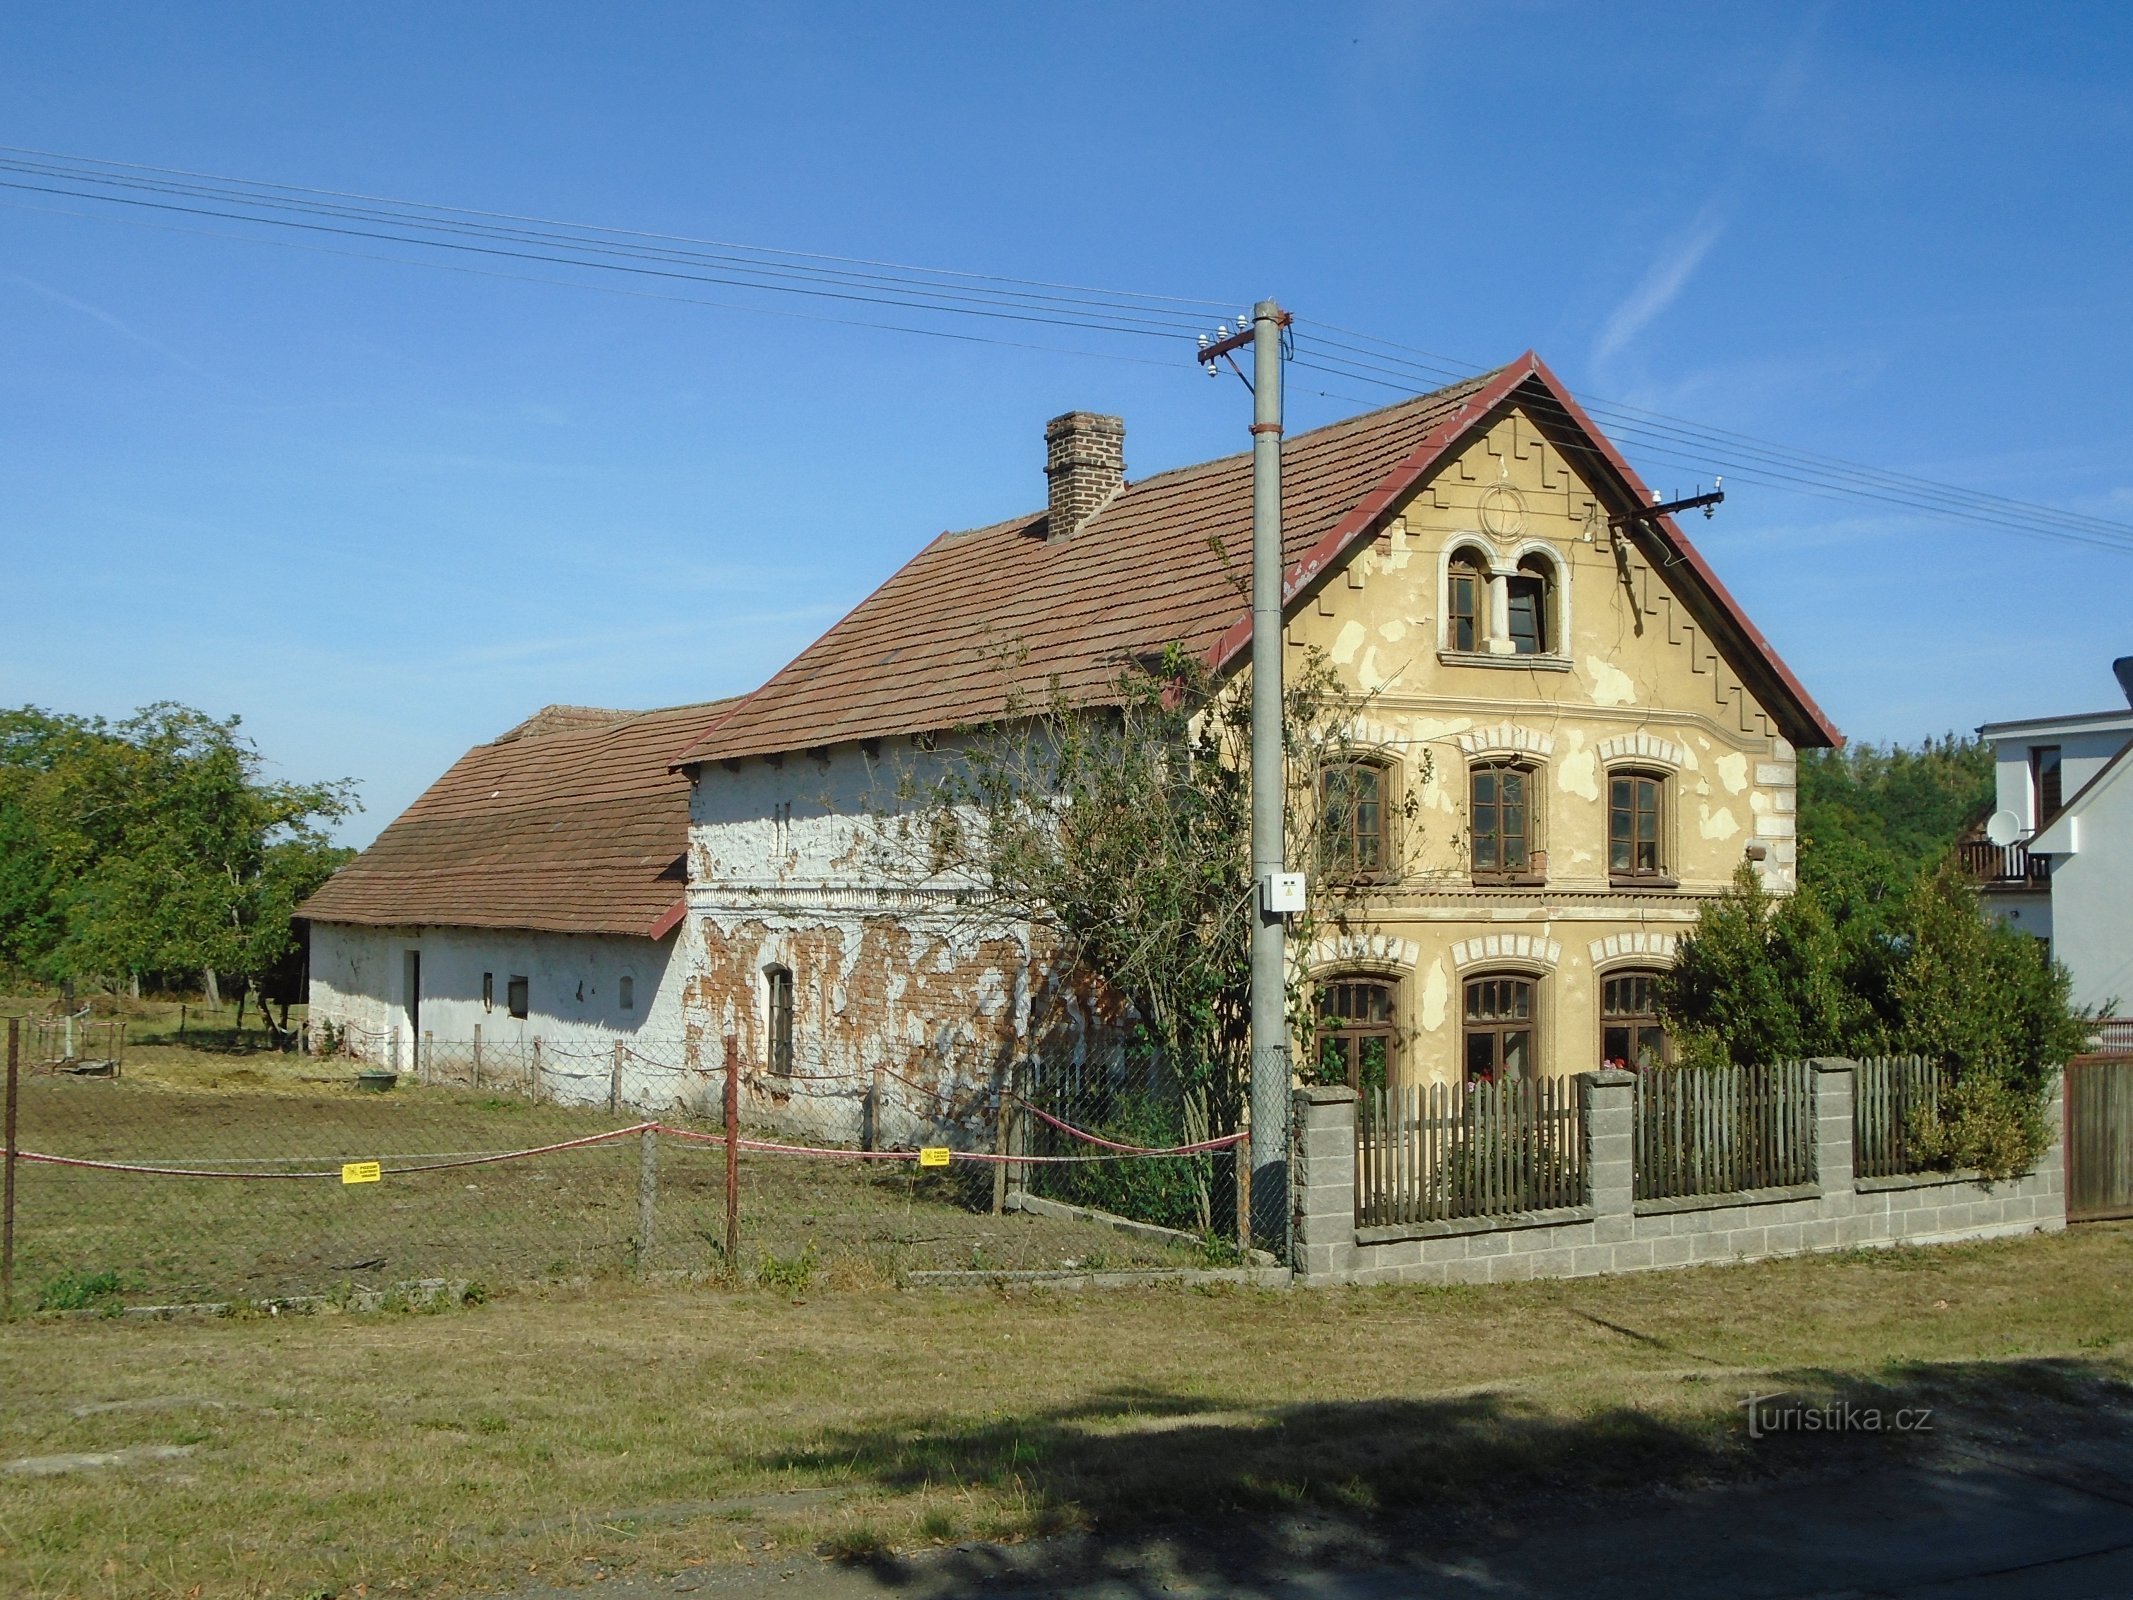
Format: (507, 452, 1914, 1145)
(422, 1029, 433, 1086)
(723, 1035, 740, 1273)
(471, 1024, 482, 1091)
(530, 1038, 543, 1102)
(610, 1042, 625, 1115)
(991, 1071, 1013, 1216)
(4, 1017, 18, 1322)
(636, 1125, 658, 1268)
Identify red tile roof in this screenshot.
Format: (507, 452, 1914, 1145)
(677, 355, 1836, 767)
(299, 699, 735, 939)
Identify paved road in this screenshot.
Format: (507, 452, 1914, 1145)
(518, 1436, 2133, 1600)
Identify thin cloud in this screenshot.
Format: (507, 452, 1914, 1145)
(1593, 206, 1727, 366)
(8, 272, 215, 378)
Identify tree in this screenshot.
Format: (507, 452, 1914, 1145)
(1660, 857, 2089, 1178)
(871, 643, 1406, 1226)
(0, 702, 358, 1006)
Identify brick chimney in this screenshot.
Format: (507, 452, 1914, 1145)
(1044, 411, 1125, 540)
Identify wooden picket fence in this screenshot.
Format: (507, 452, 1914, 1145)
(1853, 1054, 1946, 1179)
(1356, 1075, 1587, 1226)
(1633, 1060, 1814, 1201)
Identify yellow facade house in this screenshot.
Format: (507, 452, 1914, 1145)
(673, 355, 1838, 1097)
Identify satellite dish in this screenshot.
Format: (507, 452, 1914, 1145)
(1985, 810, 2021, 847)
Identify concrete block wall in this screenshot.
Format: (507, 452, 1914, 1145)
(1293, 1059, 2067, 1287)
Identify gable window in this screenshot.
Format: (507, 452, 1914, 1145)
(1601, 971, 1670, 1070)
(1446, 550, 1486, 652)
(2032, 745, 2063, 825)
(1470, 761, 1538, 881)
(618, 974, 635, 1013)
(1608, 771, 1667, 882)
(1320, 758, 1390, 878)
(765, 964, 794, 1076)
(1314, 978, 1397, 1092)
(1463, 974, 1535, 1082)
(1505, 555, 1554, 655)
(506, 975, 529, 1020)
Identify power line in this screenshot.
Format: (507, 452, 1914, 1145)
(8, 145, 2128, 555)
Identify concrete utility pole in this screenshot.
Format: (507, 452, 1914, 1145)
(1245, 300, 1290, 1247)
(1198, 298, 1295, 1250)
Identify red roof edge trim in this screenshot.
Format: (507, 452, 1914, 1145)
(1207, 356, 1539, 675)
(1517, 355, 1841, 749)
(646, 899, 687, 941)
(668, 696, 752, 773)
(1207, 353, 1841, 751)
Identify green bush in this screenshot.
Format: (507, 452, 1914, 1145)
(1035, 1088, 1215, 1234)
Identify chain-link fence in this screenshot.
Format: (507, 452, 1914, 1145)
(1, 1023, 1260, 1313)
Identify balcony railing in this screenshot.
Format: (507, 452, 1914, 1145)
(1956, 838, 2050, 887)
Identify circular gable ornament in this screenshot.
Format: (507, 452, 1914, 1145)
(1478, 484, 1527, 539)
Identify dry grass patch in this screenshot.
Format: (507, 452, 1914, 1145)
(1, 1223, 2128, 1597)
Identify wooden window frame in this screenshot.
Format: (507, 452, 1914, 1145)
(2032, 744, 2063, 826)
(1600, 968, 1671, 1070)
(1505, 555, 1555, 656)
(765, 964, 795, 1076)
(1462, 972, 1538, 1083)
(1469, 759, 1543, 884)
(1446, 551, 1486, 653)
(1607, 768, 1674, 887)
(1314, 977, 1399, 1092)
(1319, 757, 1394, 881)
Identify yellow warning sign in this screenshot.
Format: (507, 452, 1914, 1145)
(341, 1160, 382, 1185)
(917, 1146, 952, 1169)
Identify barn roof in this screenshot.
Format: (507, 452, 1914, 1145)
(299, 699, 735, 940)
(674, 354, 1837, 766)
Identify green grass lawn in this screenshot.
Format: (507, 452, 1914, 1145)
(1, 1223, 2128, 1599)
(5, 1044, 1206, 1309)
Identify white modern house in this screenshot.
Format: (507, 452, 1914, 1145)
(1974, 660, 2133, 1017)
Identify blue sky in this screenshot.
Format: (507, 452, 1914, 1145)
(4, 3, 2130, 846)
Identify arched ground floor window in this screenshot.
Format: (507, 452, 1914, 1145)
(1314, 978, 1398, 1091)
(1600, 969, 1670, 1069)
(1463, 973, 1536, 1082)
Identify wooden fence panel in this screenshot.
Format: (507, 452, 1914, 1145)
(1356, 1074, 1588, 1226)
(2067, 1055, 2133, 1223)
(1854, 1055, 1944, 1180)
(1633, 1061, 1814, 1201)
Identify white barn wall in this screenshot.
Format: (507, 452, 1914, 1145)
(307, 918, 698, 1107)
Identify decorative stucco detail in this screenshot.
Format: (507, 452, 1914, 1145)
(1309, 931, 1422, 971)
(1595, 732, 1689, 771)
(1455, 722, 1555, 760)
(1587, 930, 1681, 967)
(1449, 933, 1561, 971)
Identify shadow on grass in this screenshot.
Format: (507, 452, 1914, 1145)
(767, 1357, 2133, 1598)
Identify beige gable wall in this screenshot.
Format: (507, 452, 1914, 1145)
(1285, 402, 1798, 1085)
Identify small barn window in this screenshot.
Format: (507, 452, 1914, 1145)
(619, 975, 635, 1013)
(482, 972, 494, 1013)
(507, 975, 529, 1020)
(765, 965, 794, 1076)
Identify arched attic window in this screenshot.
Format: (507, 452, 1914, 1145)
(1446, 548, 1488, 652)
(1505, 554, 1557, 655)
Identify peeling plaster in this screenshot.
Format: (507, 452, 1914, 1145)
(1419, 958, 1449, 1033)
(1715, 752, 1749, 794)
(1331, 620, 1367, 665)
(1379, 618, 1408, 643)
(1699, 804, 1741, 841)
(1558, 745, 1599, 801)
(1585, 657, 1637, 706)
